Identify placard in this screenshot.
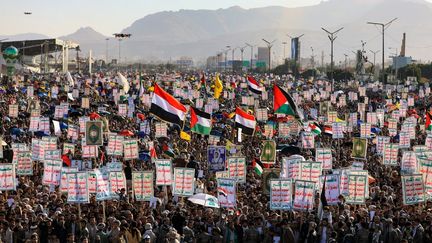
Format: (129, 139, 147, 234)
(85, 121, 103, 145)
(17, 151, 33, 175)
(107, 135, 124, 156)
(332, 122, 344, 139)
(155, 122, 168, 138)
(0, 164, 16, 191)
(376, 136, 390, 155)
(60, 167, 79, 193)
(346, 174, 367, 204)
(255, 108, 268, 122)
(261, 140, 276, 164)
(207, 146, 226, 171)
(67, 172, 89, 203)
(109, 171, 127, 198)
(293, 180, 315, 211)
(352, 138, 367, 159)
(155, 159, 172, 186)
(270, 179, 293, 210)
(132, 171, 153, 201)
(118, 104, 127, 116)
(419, 158, 432, 198)
(319, 174, 340, 205)
(399, 132, 410, 149)
(217, 178, 236, 208)
(302, 132, 315, 149)
(401, 174, 425, 205)
(82, 145, 98, 158)
(315, 148, 332, 170)
(401, 151, 418, 174)
(42, 160, 62, 186)
(227, 157, 246, 183)
(299, 161, 322, 184)
(123, 140, 139, 160)
(281, 157, 303, 179)
(383, 144, 399, 166)
(8, 104, 18, 118)
(360, 123, 371, 138)
(173, 168, 195, 196)
(95, 169, 111, 201)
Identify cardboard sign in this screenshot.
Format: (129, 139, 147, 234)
(315, 148, 332, 170)
(173, 168, 195, 196)
(123, 140, 139, 160)
(0, 164, 16, 191)
(227, 157, 246, 183)
(270, 179, 293, 210)
(319, 174, 340, 205)
(281, 157, 303, 179)
(132, 171, 153, 201)
(299, 161, 322, 184)
(293, 180, 315, 211)
(383, 144, 399, 166)
(401, 174, 425, 205)
(42, 160, 62, 186)
(67, 172, 89, 203)
(346, 174, 367, 204)
(17, 151, 33, 175)
(302, 132, 315, 149)
(155, 159, 172, 186)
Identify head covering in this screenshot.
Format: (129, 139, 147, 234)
(145, 223, 152, 230)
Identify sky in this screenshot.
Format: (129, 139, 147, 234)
(1, 0, 323, 37)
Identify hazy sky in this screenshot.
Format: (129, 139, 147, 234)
(2, 0, 323, 36)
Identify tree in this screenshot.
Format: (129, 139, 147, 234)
(327, 69, 354, 82)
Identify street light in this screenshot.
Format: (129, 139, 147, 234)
(245, 43, 255, 71)
(105, 38, 109, 64)
(262, 39, 276, 72)
(231, 47, 237, 70)
(113, 33, 131, 64)
(369, 50, 380, 72)
(282, 42, 287, 60)
(367, 18, 397, 84)
(224, 46, 231, 72)
(321, 27, 344, 83)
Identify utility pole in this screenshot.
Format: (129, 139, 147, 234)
(231, 47, 237, 71)
(321, 51, 325, 71)
(311, 47, 316, 78)
(224, 45, 230, 72)
(321, 27, 344, 84)
(105, 38, 109, 65)
(239, 46, 247, 72)
(367, 18, 398, 84)
(245, 43, 255, 71)
(113, 33, 131, 65)
(282, 42, 287, 60)
(262, 39, 276, 72)
(344, 54, 348, 70)
(370, 49, 380, 73)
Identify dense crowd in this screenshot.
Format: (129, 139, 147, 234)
(0, 71, 431, 243)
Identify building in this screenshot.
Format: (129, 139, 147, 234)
(176, 56, 194, 70)
(206, 56, 218, 70)
(257, 47, 269, 68)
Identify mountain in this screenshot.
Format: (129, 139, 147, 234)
(58, 27, 108, 57)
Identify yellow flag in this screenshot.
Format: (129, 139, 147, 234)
(214, 74, 223, 99)
(336, 117, 345, 123)
(180, 131, 191, 141)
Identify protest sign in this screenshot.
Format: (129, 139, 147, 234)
(346, 174, 367, 204)
(401, 151, 418, 174)
(207, 146, 226, 171)
(82, 145, 98, 158)
(107, 135, 124, 156)
(261, 140, 276, 164)
(0, 164, 16, 191)
(360, 123, 371, 138)
(66, 172, 89, 203)
(281, 157, 303, 179)
(217, 178, 236, 208)
(299, 161, 322, 184)
(401, 174, 425, 205)
(132, 171, 153, 201)
(262, 169, 280, 195)
(332, 122, 344, 139)
(419, 158, 432, 199)
(319, 174, 340, 205)
(85, 121, 103, 145)
(383, 144, 399, 166)
(17, 151, 33, 175)
(109, 172, 127, 197)
(155, 159, 173, 186)
(123, 140, 139, 160)
(60, 167, 79, 193)
(42, 160, 62, 186)
(270, 179, 293, 210)
(315, 148, 332, 170)
(376, 136, 390, 155)
(95, 169, 110, 201)
(399, 132, 410, 149)
(352, 138, 367, 159)
(302, 132, 315, 149)
(293, 180, 315, 211)
(227, 157, 246, 183)
(155, 122, 168, 138)
(9, 104, 18, 118)
(173, 168, 195, 196)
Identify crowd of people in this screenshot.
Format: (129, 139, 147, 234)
(0, 71, 431, 243)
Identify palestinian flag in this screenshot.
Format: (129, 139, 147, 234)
(426, 111, 432, 131)
(235, 107, 256, 135)
(309, 123, 322, 136)
(273, 85, 302, 119)
(150, 84, 187, 127)
(252, 159, 263, 176)
(247, 76, 262, 94)
(190, 107, 212, 135)
(162, 143, 175, 158)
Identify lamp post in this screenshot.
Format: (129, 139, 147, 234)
(245, 43, 255, 71)
(367, 18, 397, 84)
(321, 27, 344, 83)
(113, 33, 131, 65)
(262, 39, 276, 72)
(105, 38, 109, 64)
(224, 45, 231, 72)
(282, 42, 287, 60)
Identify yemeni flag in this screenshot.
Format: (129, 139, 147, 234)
(252, 159, 263, 176)
(426, 111, 432, 131)
(273, 85, 302, 119)
(247, 76, 262, 94)
(323, 125, 332, 135)
(235, 107, 256, 135)
(190, 107, 212, 135)
(150, 84, 187, 127)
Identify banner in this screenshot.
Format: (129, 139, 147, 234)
(67, 172, 89, 203)
(302, 132, 315, 149)
(401, 174, 425, 205)
(315, 148, 332, 170)
(0, 164, 16, 191)
(207, 146, 226, 171)
(346, 174, 367, 204)
(262, 169, 280, 195)
(123, 140, 139, 160)
(299, 161, 322, 184)
(319, 174, 340, 205)
(42, 160, 62, 186)
(383, 144, 399, 166)
(17, 151, 33, 175)
(155, 159, 173, 186)
(270, 179, 293, 210)
(226, 157, 246, 183)
(260, 140, 276, 164)
(132, 171, 153, 201)
(293, 180, 315, 211)
(173, 168, 195, 196)
(217, 178, 236, 208)
(85, 121, 103, 145)
(107, 135, 124, 156)
(352, 138, 367, 159)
